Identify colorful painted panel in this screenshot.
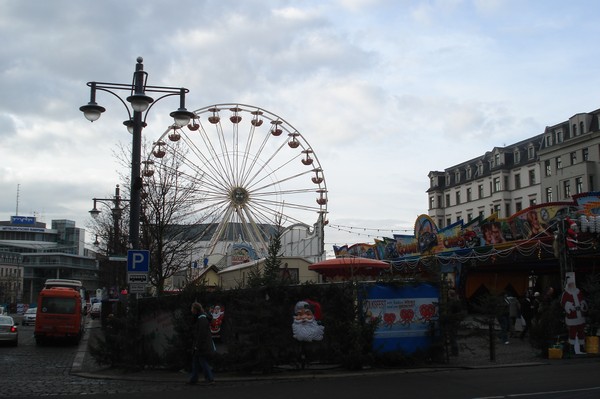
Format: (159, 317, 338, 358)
(334, 193, 600, 262)
(361, 283, 439, 353)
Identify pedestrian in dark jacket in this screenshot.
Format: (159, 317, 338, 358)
(188, 302, 215, 385)
(519, 293, 534, 339)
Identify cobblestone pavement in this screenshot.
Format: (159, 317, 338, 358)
(4, 315, 594, 397)
(1, 318, 197, 398)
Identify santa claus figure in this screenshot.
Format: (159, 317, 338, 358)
(292, 300, 324, 342)
(560, 272, 588, 354)
(565, 218, 578, 251)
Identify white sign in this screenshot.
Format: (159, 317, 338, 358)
(129, 282, 147, 294)
(128, 273, 148, 283)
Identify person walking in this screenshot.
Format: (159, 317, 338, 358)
(497, 292, 511, 344)
(188, 302, 215, 385)
(507, 294, 521, 338)
(519, 292, 534, 340)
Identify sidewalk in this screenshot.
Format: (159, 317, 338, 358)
(71, 318, 589, 383)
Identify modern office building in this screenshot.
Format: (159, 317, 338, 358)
(0, 216, 98, 306)
(428, 107, 600, 226)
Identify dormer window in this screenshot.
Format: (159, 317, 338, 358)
(477, 163, 483, 176)
(545, 135, 553, 147)
(455, 170, 460, 183)
(445, 173, 451, 186)
(573, 123, 578, 136)
(556, 130, 563, 143)
(514, 149, 521, 164)
(431, 176, 436, 188)
(528, 145, 535, 159)
(466, 166, 472, 180)
(580, 121, 584, 134)
(494, 153, 500, 167)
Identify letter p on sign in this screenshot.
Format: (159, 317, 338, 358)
(127, 250, 150, 272)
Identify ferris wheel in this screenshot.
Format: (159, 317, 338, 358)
(145, 103, 328, 259)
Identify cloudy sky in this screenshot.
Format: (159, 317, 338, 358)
(1, 0, 600, 257)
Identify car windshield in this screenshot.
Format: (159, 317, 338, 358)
(26, 308, 36, 314)
(0, 316, 13, 325)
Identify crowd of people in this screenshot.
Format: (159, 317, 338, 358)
(496, 273, 588, 355)
(497, 287, 559, 344)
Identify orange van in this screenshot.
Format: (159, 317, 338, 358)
(34, 287, 84, 344)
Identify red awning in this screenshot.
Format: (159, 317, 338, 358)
(308, 257, 390, 278)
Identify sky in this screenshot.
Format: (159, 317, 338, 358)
(2, 0, 600, 258)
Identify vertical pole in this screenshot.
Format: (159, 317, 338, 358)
(112, 185, 120, 255)
(129, 62, 145, 250)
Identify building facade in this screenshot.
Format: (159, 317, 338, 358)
(428, 108, 600, 226)
(0, 216, 98, 307)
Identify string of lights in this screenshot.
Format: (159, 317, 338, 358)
(326, 223, 414, 239)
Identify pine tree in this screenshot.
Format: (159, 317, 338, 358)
(262, 230, 283, 287)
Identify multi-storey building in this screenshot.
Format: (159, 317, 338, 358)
(428, 108, 600, 226)
(0, 216, 98, 307)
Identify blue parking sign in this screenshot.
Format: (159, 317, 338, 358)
(127, 250, 150, 272)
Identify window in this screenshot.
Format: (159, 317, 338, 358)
(494, 204, 500, 214)
(446, 218, 451, 227)
(516, 202, 522, 212)
(580, 121, 584, 134)
(583, 148, 589, 161)
(530, 198, 537, 206)
(494, 153, 500, 167)
(576, 177, 583, 194)
(505, 204, 511, 218)
(545, 160, 551, 176)
(437, 195, 442, 207)
(514, 150, 521, 164)
(590, 176, 594, 192)
(528, 146, 535, 159)
(545, 135, 553, 147)
(478, 184, 484, 199)
(571, 152, 577, 165)
(573, 123, 578, 136)
(477, 163, 483, 175)
(563, 180, 571, 198)
(466, 167, 472, 180)
(556, 156, 562, 169)
(445, 194, 450, 207)
(493, 177, 500, 192)
(529, 170, 536, 185)
(429, 196, 435, 209)
(514, 174, 521, 189)
(467, 213, 473, 222)
(557, 130, 564, 143)
(438, 219, 443, 228)
(430, 177, 436, 187)
(446, 174, 451, 185)
(479, 210, 485, 218)
(466, 187, 472, 202)
(504, 176, 509, 191)
(456, 191, 461, 205)
(545, 187, 553, 202)
(455, 170, 460, 183)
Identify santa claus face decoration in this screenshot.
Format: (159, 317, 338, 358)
(292, 300, 325, 342)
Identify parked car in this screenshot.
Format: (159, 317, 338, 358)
(89, 303, 101, 319)
(22, 308, 37, 326)
(0, 315, 18, 346)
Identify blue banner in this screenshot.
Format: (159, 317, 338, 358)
(361, 283, 439, 353)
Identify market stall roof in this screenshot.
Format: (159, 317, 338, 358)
(309, 257, 390, 278)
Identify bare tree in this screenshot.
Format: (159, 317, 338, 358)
(139, 140, 205, 295)
(107, 139, 206, 295)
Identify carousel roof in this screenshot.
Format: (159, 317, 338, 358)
(309, 257, 390, 278)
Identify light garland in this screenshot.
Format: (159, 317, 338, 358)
(326, 223, 413, 240)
